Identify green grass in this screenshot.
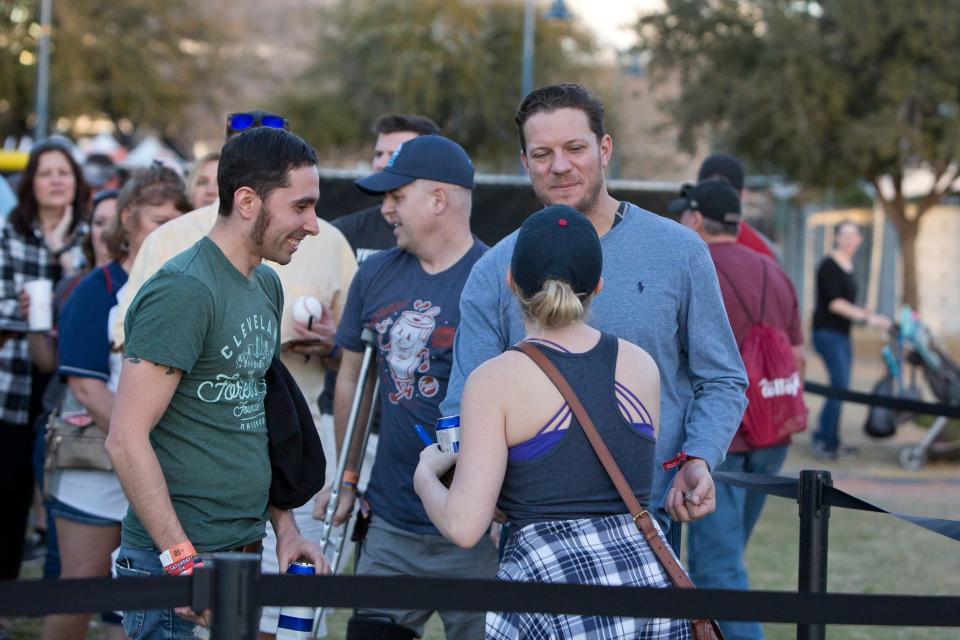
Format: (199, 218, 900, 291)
(737, 489, 960, 640)
(912, 414, 960, 440)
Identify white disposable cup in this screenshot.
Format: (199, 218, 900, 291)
(24, 279, 53, 331)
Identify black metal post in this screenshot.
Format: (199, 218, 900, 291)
(210, 552, 260, 640)
(797, 470, 831, 640)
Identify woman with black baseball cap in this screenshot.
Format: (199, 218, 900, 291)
(415, 205, 689, 638)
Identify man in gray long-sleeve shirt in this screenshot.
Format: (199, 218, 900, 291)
(441, 83, 748, 533)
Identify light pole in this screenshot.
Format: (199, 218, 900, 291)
(520, 0, 572, 101)
(35, 0, 53, 141)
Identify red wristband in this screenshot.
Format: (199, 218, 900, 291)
(662, 451, 689, 470)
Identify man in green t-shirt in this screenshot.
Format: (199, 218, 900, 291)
(106, 127, 329, 639)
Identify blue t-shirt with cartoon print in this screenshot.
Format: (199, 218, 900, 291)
(337, 239, 487, 534)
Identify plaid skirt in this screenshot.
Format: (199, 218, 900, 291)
(486, 514, 692, 640)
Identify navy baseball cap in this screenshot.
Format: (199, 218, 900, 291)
(355, 134, 474, 194)
(511, 205, 602, 297)
(667, 178, 741, 224)
(697, 153, 744, 191)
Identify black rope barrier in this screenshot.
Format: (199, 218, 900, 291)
(258, 575, 960, 626)
(0, 575, 190, 617)
(804, 381, 960, 418)
(714, 471, 960, 542)
(3, 572, 960, 627)
(4, 381, 956, 635)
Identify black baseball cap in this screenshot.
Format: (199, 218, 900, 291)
(355, 134, 474, 194)
(667, 178, 741, 224)
(697, 153, 745, 191)
(511, 205, 602, 297)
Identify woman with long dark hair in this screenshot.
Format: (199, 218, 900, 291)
(0, 142, 89, 596)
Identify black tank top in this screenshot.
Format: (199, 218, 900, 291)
(497, 332, 656, 529)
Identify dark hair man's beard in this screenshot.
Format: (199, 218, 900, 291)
(252, 203, 271, 246)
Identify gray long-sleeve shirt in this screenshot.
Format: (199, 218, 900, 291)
(440, 203, 748, 519)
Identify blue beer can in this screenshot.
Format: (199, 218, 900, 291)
(436, 415, 461, 454)
(276, 561, 316, 639)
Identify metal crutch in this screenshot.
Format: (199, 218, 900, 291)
(311, 328, 379, 636)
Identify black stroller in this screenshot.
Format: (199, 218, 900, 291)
(863, 308, 960, 470)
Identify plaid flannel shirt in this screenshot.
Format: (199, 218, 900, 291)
(0, 220, 86, 426)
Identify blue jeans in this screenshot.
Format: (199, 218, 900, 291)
(687, 445, 789, 640)
(115, 544, 209, 639)
(812, 329, 852, 450)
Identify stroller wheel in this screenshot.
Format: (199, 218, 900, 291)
(899, 446, 927, 471)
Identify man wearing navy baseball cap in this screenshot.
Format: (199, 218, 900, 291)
(356, 134, 474, 195)
(331, 135, 497, 639)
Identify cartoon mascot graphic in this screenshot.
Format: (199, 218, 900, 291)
(376, 300, 441, 403)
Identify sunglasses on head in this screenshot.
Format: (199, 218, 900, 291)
(226, 112, 288, 133)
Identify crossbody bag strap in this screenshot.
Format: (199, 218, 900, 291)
(515, 341, 696, 590)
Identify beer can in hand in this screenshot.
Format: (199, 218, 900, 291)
(436, 415, 460, 453)
(276, 561, 316, 639)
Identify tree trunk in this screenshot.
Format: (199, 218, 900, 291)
(878, 197, 920, 310)
(897, 218, 920, 311)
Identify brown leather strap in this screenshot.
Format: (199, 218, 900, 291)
(223, 541, 263, 555)
(517, 341, 726, 640)
(516, 341, 695, 590)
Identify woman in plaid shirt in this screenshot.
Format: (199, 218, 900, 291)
(0, 141, 89, 593)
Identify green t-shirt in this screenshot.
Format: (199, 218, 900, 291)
(121, 237, 283, 552)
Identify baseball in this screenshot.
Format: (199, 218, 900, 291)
(292, 295, 323, 325)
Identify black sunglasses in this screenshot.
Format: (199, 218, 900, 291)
(226, 112, 288, 133)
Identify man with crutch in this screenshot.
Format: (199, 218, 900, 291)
(327, 135, 499, 639)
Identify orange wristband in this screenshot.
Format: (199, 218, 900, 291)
(159, 540, 202, 576)
(342, 470, 360, 485)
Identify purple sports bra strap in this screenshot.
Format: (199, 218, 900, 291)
(514, 341, 724, 640)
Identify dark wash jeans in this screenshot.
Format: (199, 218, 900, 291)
(812, 329, 853, 450)
(116, 544, 210, 639)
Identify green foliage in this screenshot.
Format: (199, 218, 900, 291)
(636, 0, 960, 189)
(277, 0, 597, 171)
(0, 1, 40, 135)
(0, 0, 234, 138)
